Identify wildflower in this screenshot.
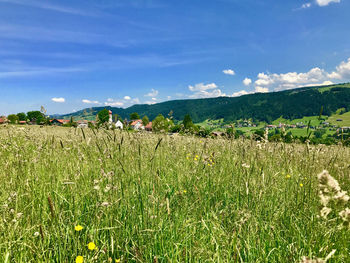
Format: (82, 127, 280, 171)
(183, 190, 187, 194)
(339, 208, 350, 222)
(115, 259, 121, 263)
(320, 207, 332, 219)
(300, 183, 303, 187)
(286, 174, 291, 179)
(101, 202, 110, 207)
(88, 242, 96, 250)
(34, 232, 40, 237)
(104, 185, 111, 192)
(318, 170, 349, 207)
(194, 158, 198, 161)
(16, 212, 23, 218)
(76, 256, 83, 263)
(75, 225, 83, 231)
(242, 163, 250, 168)
(94, 185, 100, 190)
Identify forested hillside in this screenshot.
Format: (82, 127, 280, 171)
(61, 83, 350, 123)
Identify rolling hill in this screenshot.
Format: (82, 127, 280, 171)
(60, 83, 350, 123)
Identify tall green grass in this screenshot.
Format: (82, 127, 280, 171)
(0, 126, 349, 262)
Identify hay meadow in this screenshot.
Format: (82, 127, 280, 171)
(1, 125, 349, 262)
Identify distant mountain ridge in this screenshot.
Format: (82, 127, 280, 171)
(60, 83, 350, 123)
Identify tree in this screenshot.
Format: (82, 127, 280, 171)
(69, 116, 77, 127)
(17, 112, 27, 121)
(183, 114, 194, 130)
(130, 112, 140, 120)
(142, 115, 149, 126)
(152, 114, 173, 132)
(27, 111, 45, 124)
(97, 109, 109, 125)
(7, 114, 19, 124)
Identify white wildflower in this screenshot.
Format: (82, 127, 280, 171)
(320, 207, 331, 219)
(339, 208, 350, 222)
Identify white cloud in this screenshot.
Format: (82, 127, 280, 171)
(82, 99, 100, 104)
(151, 97, 157, 101)
(243, 78, 252, 86)
(188, 82, 226, 98)
(188, 83, 218, 91)
(232, 90, 250, 97)
(316, 0, 340, 7)
(167, 96, 171, 100)
(107, 98, 114, 102)
(145, 89, 159, 97)
(124, 96, 131, 100)
(255, 86, 269, 93)
(131, 98, 140, 104)
(301, 3, 312, 8)
(104, 101, 124, 107)
(250, 57, 350, 92)
(223, 69, 235, 75)
(328, 58, 350, 79)
(144, 101, 156, 105)
(254, 67, 329, 92)
(51, 97, 65, 103)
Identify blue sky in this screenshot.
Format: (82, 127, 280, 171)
(1, 0, 350, 115)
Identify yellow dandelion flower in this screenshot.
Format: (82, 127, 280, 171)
(286, 174, 291, 179)
(183, 190, 187, 194)
(88, 242, 96, 251)
(76, 256, 83, 263)
(115, 259, 121, 263)
(75, 225, 83, 231)
(194, 158, 198, 161)
(300, 183, 303, 187)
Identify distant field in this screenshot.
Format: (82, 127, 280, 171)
(0, 126, 349, 262)
(328, 111, 350, 127)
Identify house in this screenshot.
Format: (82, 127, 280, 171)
(51, 119, 69, 125)
(77, 121, 88, 128)
(19, 121, 27, 125)
(130, 119, 144, 130)
(115, 120, 123, 129)
(145, 122, 152, 131)
(0, 116, 8, 124)
(211, 131, 224, 137)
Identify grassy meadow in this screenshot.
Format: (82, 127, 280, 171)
(0, 126, 349, 262)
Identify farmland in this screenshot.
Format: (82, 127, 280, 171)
(0, 126, 349, 262)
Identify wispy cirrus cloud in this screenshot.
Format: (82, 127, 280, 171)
(0, 66, 86, 78)
(0, 0, 98, 16)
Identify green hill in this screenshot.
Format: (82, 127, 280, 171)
(61, 83, 350, 123)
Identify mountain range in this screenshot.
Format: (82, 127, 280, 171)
(60, 83, 350, 123)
